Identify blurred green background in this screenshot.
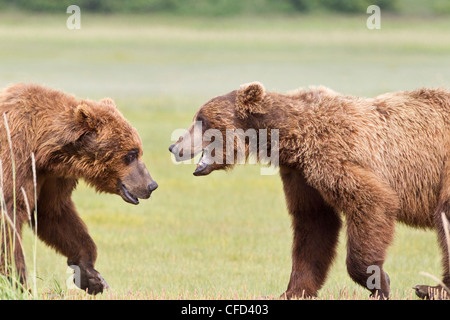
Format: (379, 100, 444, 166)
(2, 0, 450, 15)
(1, 0, 449, 299)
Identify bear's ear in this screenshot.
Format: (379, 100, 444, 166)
(100, 98, 116, 108)
(235, 81, 266, 119)
(75, 104, 99, 132)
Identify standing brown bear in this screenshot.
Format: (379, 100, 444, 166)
(170, 82, 450, 299)
(0, 83, 158, 294)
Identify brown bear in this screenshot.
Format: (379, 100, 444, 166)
(169, 82, 450, 299)
(0, 83, 158, 294)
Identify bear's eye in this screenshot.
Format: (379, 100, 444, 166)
(124, 149, 139, 165)
(196, 116, 209, 132)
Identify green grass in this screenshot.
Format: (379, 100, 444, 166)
(0, 12, 449, 299)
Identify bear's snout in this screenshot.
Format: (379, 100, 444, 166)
(119, 161, 157, 205)
(148, 181, 158, 193)
(169, 143, 183, 159)
(169, 143, 190, 162)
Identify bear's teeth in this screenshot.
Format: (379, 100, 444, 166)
(195, 161, 208, 173)
(194, 152, 211, 176)
(196, 153, 208, 168)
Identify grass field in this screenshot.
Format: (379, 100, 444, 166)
(0, 12, 449, 299)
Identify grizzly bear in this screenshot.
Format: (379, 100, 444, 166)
(169, 82, 450, 299)
(0, 83, 158, 294)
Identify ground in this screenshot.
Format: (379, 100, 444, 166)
(0, 12, 449, 299)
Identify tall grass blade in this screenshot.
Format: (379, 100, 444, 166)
(441, 211, 450, 280)
(31, 152, 38, 297)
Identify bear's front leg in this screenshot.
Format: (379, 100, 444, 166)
(68, 261, 109, 295)
(279, 166, 342, 299)
(37, 204, 109, 294)
(36, 177, 109, 295)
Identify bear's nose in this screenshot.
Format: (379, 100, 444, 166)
(148, 181, 158, 193)
(169, 144, 175, 152)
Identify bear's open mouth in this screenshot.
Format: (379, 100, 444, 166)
(193, 151, 213, 176)
(119, 184, 139, 205)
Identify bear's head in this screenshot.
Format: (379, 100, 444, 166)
(50, 98, 158, 204)
(169, 82, 267, 176)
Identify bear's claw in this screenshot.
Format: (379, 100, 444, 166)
(413, 285, 450, 300)
(70, 264, 109, 295)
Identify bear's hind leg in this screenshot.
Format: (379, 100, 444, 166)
(317, 164, 399, 299)
(0, 223, 27, 286)
(414, 195, 450, 299)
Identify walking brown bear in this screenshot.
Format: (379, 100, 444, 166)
(0, 83, 158, 294)
(169, 81, 450, 299)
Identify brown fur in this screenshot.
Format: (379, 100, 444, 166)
(170, 82, 450, 299)
(0, 83, 157, 294)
